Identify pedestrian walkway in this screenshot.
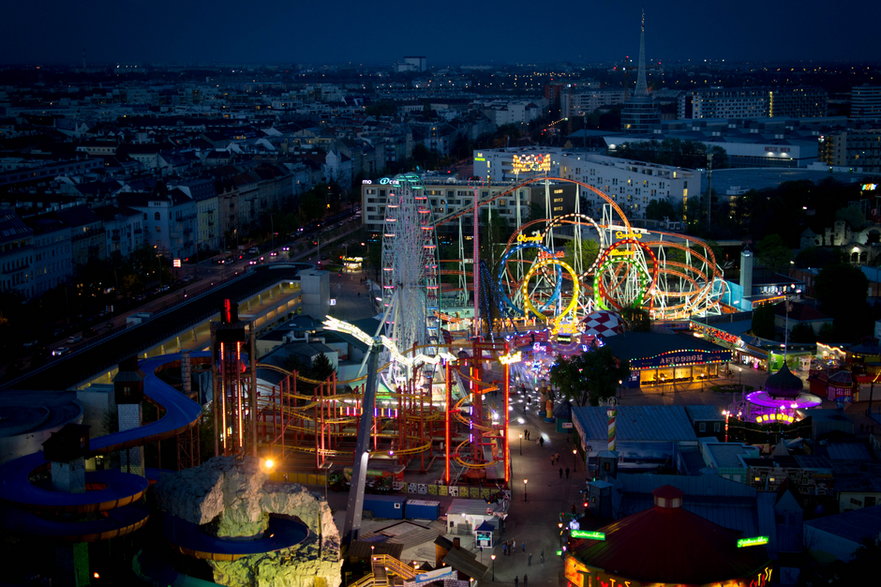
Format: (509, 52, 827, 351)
(482, 401, 584, 586)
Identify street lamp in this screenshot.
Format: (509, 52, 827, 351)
(491, 553, 496, 580)
(722, 410, 730, 443)
(523, 478, 528, 502)
(519, 432, 523, 456)
(572, 448, 578, 471)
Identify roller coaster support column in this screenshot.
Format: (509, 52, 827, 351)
(342, 338, 382, 547)
(444, 361, 452, 485)
(503, 341, 511, 484)
(472, 188, 480, 336)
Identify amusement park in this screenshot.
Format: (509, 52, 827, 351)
(0, 170, 853, 587)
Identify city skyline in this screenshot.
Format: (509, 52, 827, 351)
(2, 0, 880, 67)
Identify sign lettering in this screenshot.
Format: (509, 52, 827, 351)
(517, 232, 543, 243)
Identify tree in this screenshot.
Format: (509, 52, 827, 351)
(789, 322, 817, 343)
(310, 353, 336, 381)
(756, 234, 792, 272)
(751, 304, 776, 339)
(645, 199, 677, 222)
(549, 347, 630, 406)
(563, 237, 599, 274)
(814, 264, 872, 341)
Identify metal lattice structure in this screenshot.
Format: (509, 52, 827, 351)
(380, 173, 440, 365)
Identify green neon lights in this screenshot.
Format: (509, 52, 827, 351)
(570, 530, 606, 540)
(737, 536, 769, 548)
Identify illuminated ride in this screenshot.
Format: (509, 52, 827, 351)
(434, 177, 724, 327)
(740, 364, 821, 425)
(380, 172, 440, 363)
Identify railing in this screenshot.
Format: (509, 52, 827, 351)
(348, 554, 419, 587)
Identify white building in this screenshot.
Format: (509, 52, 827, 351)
(360, 176, 534, 235)
(471, 147, 700, 220)
(472, 147, 563, 183)
(557, 152, 700, 219)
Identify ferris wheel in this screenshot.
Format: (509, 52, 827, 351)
(380, 173, 440, 369)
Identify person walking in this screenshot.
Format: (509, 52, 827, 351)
(540, 550, 545, 564)
(523, 574, 528, 586)
(539, 436, 545, 447)
(559, 467, 563, 479)
(565, 467, 570, 479)
(528, 553, 532, 566)
(515, 576, 519, 587)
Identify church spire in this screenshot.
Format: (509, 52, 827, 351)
(635, 9, 648, 97)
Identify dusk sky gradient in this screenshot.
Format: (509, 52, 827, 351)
(2, 0, 880, 66)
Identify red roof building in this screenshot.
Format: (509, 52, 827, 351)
(564, 485, 772, 587)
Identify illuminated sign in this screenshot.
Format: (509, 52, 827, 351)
(414, 567, 454, 583)
(630, 349, 732, 370)
(570, 530, 605, 540)
(474, 157, 486, 162)
(517, 232, 543, 243)
(173, 258, 182, 268)
(539, 250, 566, 260)
(737, 536, 769, 548)
(694, 323, 741, 346)
(609, 250, 634, 257)
(614, 230, 643, 240)
(511, 153, 551, 175)
(862, 184, 877, 191)
(499, 351, 522, 365)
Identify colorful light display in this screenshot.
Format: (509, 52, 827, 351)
(511, 153, 551, 175)
(737, 536, 769, 548)
(744, 389, 821, 425)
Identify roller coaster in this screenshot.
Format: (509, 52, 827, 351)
(257, 175, 724, 490)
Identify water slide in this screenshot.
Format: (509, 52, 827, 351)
(0, 352, 309, 559)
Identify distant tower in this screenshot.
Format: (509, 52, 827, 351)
(740, 248, 754, 310)
(635, 10, 648, 98)
(621, 10, 661, 134)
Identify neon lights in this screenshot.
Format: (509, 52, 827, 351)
(614, 230, 643, 239)
(499, 351, 522, 365)
(737, 536, 769, 548)
(570, 530, 606, 540)
(511, 153, 551, 175)
(516, 232, 543, 243)
(521, 258, 581, 327)
(755, 413, 796, 424)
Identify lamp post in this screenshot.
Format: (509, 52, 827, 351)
(558, 522, 564, 548)
(491, 553, 496, 580)
(519, 432, 523, 456)
(572, 448, 578, 471)
(722, 410, 730, 443)
(523, 478, 528, 502)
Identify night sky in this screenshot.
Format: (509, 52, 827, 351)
(2, 0, 879, 66)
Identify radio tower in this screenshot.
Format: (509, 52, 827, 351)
(621, 10, 660, 133)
